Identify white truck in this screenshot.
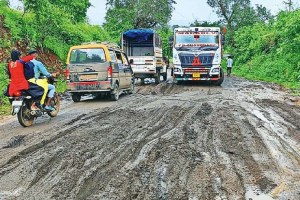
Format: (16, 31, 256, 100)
(121, 29, 167, 84)
(172, 27, 224, 85)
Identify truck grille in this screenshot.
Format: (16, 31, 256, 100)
(179, 54, 214, 66)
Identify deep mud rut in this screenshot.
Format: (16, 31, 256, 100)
(0, 76, 299, 200)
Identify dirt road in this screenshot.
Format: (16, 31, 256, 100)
(0, 77, 299, 200)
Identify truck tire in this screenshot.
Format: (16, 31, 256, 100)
(155, 70, 160, 84)
(163, 72, 167, 81)
(214, 68, 224, 86)
(72, 93, 81, 102)
(141, 78, 145, 85)
(176, 80, 182, 85)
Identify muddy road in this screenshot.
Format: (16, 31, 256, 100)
(0, 76, 300, 200)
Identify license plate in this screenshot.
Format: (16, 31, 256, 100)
(193, 73, 200, 78)
(79, 74, 97, 81)
(12, 101, 22, 106)
(76, 83, 103, 90)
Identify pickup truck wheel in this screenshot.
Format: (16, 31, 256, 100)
(72, 94, 81, 102)
(155, 70, 161, 84)
(111, 84, 120, 101)
(128, 81, 134, 94)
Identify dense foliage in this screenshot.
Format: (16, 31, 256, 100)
(231, 10, 300, 88)
(207, 0, 273, 45)
(0, 2, 111, 111)
(104, 0, 176, 40)
(22, 0, 91, 23)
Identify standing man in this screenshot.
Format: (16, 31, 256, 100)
(28, 50, 56, 111)
(227, 56, 233, 77)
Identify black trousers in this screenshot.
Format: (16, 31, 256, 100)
(227, 67, 232, 76)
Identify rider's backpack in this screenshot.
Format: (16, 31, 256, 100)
(20, 60, 35, 80)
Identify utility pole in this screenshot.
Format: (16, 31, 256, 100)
(283, 0, 293, 12)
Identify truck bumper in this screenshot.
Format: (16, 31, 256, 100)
(175, 77, 220, 81)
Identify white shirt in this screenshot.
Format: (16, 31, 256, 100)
(227, 58, 233, 68)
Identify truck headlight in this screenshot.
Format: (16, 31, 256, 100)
(174, 68, 179, 72)
(211, 68, 220, 73)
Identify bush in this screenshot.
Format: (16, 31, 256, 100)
(232, 10, 300, 89)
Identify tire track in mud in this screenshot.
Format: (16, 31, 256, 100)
(0, 79, 300, 199)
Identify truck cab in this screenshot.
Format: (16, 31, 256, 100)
(121, 29, 167, 84)
(172, 27, 224, 85)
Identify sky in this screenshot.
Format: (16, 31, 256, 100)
(9, 0, 300, 26)
(87, 0, 299, 26)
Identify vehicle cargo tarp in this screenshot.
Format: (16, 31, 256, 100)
(123, 29, 154, 42)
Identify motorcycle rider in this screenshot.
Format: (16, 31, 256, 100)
(27, 49, 57, 111)
(7, 50, 44, 110)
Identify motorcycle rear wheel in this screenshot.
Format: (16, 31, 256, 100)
(47, 94, 60, 117)
(17, 101, 34, 127)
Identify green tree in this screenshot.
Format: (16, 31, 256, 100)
(0, 0, 8, 6)
(190, 20, 221, 27)
(207, 0, 273, 46)
(207, 0, 272, 30)
(104, 0, 176, 40)
(22, 0, 91, 22)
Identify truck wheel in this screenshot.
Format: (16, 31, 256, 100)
(141, 78, 145, 85)
(214, 68, 224, 86)
(155, 70, 161, 84)
(163, 73, 167, 81)
(72, 93, 81, 102)
(111, 84, 120, 101)
(176, 80, 182, 85)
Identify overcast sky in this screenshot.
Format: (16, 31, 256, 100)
(87, 0, 299, 26)
(9, 0, 300, 26)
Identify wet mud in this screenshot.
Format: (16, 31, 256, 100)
(0, 77, 299, 200)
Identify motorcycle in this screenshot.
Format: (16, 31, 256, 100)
(9, 76, 60, 127)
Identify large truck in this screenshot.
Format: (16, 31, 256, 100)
(172, 27, 224, 85)
(121, 29, 167, 84)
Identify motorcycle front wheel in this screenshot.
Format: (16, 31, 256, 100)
(17, 101, 34, 127)
(47, 94, 60, 117)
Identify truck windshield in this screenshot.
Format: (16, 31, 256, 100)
(175, 32, 219, 48)
(70, 48, 106, 64)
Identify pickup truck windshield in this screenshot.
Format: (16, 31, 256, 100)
(70, 48, 106, 64)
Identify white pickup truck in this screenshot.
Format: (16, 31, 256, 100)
(121, 29, 167, 84)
